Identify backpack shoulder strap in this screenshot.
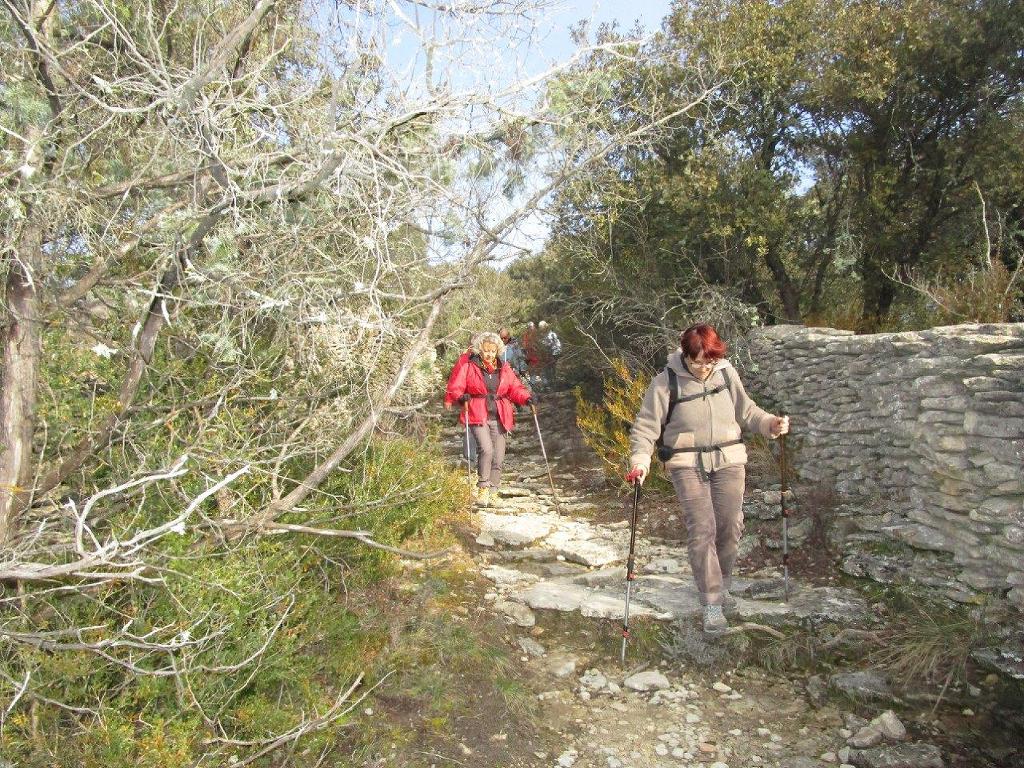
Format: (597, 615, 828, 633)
(720, 365, 732, 392)
(656, 366, 679, 452)
(664, 367, 680, 426)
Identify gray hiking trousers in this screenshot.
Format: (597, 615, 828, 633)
(472, 420, 507, 489)
(668, 464, 746, 607)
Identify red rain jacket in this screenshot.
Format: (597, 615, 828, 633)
(445, 355, 532, 431)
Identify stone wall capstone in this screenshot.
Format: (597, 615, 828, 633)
(743, 323, 1024, 608)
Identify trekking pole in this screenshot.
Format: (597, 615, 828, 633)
(780, 431, 790, 601)
(530, 403, 560, 513)
(621, 479, 641, 664)
(463, 401, 472, 479)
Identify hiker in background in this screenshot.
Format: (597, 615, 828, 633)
(499, 327, 527, 378)
(625, 323, 789, 635)
(522, 321, 542, 388)
(538, 320, 561, 391)
(445, 331, 533, 507)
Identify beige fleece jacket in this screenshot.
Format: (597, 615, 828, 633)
(629, 352, 777, 475)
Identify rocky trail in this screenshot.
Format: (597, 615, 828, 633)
(432, 391, 1022, 768)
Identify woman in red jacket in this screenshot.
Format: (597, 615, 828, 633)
(445, 332, 533, 506)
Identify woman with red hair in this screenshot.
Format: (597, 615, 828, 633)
(626, 324, 789, 635)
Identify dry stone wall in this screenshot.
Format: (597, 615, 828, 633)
(743, 323, 1024, 608)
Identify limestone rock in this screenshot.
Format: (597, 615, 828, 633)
(623, 670, 670, 692)
(848, 725, 883, 748)
(844, 713, 869, 731)
(579, 669, 608, 691)
(643, 557, 682, 574)
(871, 710, 906, 741)
(551, 538, 622, 567)
(497, 485, 533, 497)
(971, 646, 1024, 680)
(482, 565, 537, 587)
(806, 674, 828, 707)
(478, 511, 553, 546)
(829, 671, 893, 702)
(517, 583, 587, 613)
(848, 742, 944, 768)
(842, 552, 909, 584)
(493, 598, 536, 628)
(885, 523, 956, 553)
(546, 655, 577, 678)
(516, 637, 545, 657)
(744, 324, 1024, 609)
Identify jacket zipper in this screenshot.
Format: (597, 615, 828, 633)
(706, 373, 714, 449)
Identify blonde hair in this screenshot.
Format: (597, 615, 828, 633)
(472, 331, 505, 358)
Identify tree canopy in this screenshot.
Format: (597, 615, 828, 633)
(536, 0, 1024, 378)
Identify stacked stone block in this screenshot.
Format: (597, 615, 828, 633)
(744, 323, 1024, 607)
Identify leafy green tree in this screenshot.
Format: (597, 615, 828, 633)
(811, 0, 1024, 325)
(538, 0, 1023, 386)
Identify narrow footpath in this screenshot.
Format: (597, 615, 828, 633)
(438, 391, 969, 768)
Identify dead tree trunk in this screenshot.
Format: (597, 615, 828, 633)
(0, 212, 44, 546)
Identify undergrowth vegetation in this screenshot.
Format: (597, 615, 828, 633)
(866, 589, 997, 691)
(2, 437, 479, 767)
(740, 586, 1001, 704)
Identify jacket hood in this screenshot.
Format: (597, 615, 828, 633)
(471, 332, 505, 358)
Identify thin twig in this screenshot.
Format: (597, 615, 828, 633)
(261, 522, 453, 560)
(722, 622, 786, 639)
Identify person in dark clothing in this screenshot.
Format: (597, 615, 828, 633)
(445, 332, 533, 506)
(537, 320, 561, 390)
(499, 327, 527, 377)
(521, 321, 541, 388)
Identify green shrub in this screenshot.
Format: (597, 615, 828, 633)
(574, 358, 672, 489)
(2, 436, 467, 766)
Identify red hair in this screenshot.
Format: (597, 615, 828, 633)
(680, 324, 727, 360)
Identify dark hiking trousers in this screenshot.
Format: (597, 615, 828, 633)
(668, 464, 746, 607)
(472, 420, 507, 489)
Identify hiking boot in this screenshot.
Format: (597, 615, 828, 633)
(703, 604, 728, 635)
(477, 488, 493, 506)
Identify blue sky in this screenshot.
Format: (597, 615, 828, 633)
(314, 0, 679, 261)
(502, 1, 678, 258)
(498, 1, 678, 258)
(312, 0, 676, 103)
(538, 0, 675, 64)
